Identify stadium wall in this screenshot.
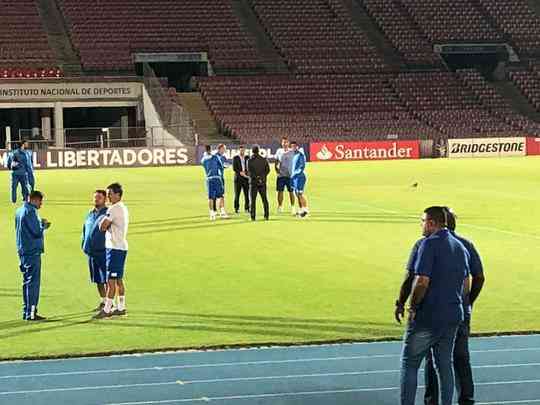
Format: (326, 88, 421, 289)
(2, 137, 537, 171)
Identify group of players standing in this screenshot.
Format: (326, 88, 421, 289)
(6, 140, 130, 321)
(201, 137, 309, 221)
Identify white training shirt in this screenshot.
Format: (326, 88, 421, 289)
(275, 148, 286, 162)
(104, 201, 129, 251)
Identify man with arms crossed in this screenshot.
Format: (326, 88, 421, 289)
(95, 183, 129, 319)
(275, 137, 295, 215)
(82, 190, 109, 311)
(398, 206, 470, 405)
(15, 190, 51, 320)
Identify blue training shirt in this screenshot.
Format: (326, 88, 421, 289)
(201, 153, 223, 180)
(291, 150, 306, 178)
(82, 207, 108, 256)
(15, 202, 45, 257)
(406, 231, 483, 321)
(7, 148, 29, 176)
(413, 229, 470, 328)
(25, 150, 34, 173)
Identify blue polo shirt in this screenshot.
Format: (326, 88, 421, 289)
(82, 207, 108, 257)
(406, 231, 483, 322)
(201, 153, 223, 180)
(15, 202, 45, 257)
(412, 229, 470, 328)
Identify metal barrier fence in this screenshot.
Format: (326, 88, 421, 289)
(13, 125, 191, 149)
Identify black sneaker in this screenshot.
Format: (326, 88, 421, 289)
(27, 314, 47, 322)
(112, 309, 127, 316)
(93, 310, 112, 320)
(93, 302, 105, 312)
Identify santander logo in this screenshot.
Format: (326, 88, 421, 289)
(316, 145, 333, 160)
(311, 141, 420, 162)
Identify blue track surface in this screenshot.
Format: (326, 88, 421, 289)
(1, 335, 540, 405)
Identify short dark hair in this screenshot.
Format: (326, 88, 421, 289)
(442, 206, 457, 231)
(281, 136, 288, 141)
(205, 145, 211, 153)
(290, 141, 298, 146)
(252, 145, 260, 155)
(29, 190, 44, 200)
(424, 206, 447, 227)
(217, 144, 225, 150)
(107, 183, 123, 197)
(95, 189, 107, 197)
(239, 144, 245, 149)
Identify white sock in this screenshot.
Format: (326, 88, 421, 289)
(104, 298, 113, 313)
(118, 296, 126, 311)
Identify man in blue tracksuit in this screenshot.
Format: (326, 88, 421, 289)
(201, 145, 226, 220)
(7, 142, 30, 203)
(82, 190, 109, 311)
(15, 190, 51, 321)
(290, 141, 309, 218)
(22, 141, 36, 192)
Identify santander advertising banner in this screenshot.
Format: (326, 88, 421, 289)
(527, 137, 540, 156)
(310, 140, 420, 162)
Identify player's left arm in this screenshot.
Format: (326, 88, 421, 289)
(468, 243, 485, 306)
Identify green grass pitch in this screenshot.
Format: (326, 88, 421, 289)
(0, 157, 538, 360)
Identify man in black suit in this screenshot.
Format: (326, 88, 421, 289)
(247, 145, 270, 221)
(233, 145, 250, 214)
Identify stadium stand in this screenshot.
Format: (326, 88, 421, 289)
(197, 74, 440, 142)
(457, 68, 540, 136)
(392, 71, 520, 138)
(478, 0, 540, 55)
(360, 0, 440, 66)
(400, 0, 503, 43)
(249, 0, 388, 73)
(0, 0, 61, 78)
(509, 67, 540, 112)
(56, 0, 263, 73)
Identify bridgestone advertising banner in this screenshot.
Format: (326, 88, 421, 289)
(526, 137, 540, 156)
(309, 141, 420, 162)
(447, 137, 526, 158)
(0, 147, 190, 170)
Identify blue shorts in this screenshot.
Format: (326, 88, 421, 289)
(207, 178, 224, 200)
(106, 249, 128, 279)
(292, 174, 307, 194)
(88, 254, 107, 284)
(276, 176, 293, 192)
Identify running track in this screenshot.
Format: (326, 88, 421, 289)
(1, 335, 539, 405)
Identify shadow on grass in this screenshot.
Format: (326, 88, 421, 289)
(0, 310, 399, 342)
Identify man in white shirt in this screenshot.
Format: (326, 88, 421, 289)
(275, 137, 296, 214)
(94, 183, 129, 319)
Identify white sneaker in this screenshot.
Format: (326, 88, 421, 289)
(278, 206, 284, 213)
(210, 211, 217, 221)
(219, 211, 229, 219)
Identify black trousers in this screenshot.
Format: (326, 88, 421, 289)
(234, 177, 250, 212)
(250, 182, 269, 220)
(424, 321, 474, 405)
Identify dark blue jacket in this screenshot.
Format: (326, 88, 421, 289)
(82, 207, 108, 256)
(7, 149, 29, 176)
(15, 202, 45, 257)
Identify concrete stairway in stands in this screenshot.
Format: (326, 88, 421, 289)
(493, 73, 540, 121)
(342, 0, 404, 70)
(232, 0, 289, 74)
(37, 0, 82, 77)
(176, 93, 224, 144)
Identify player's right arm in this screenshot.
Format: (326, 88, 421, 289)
(99, 207, 114, 232)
